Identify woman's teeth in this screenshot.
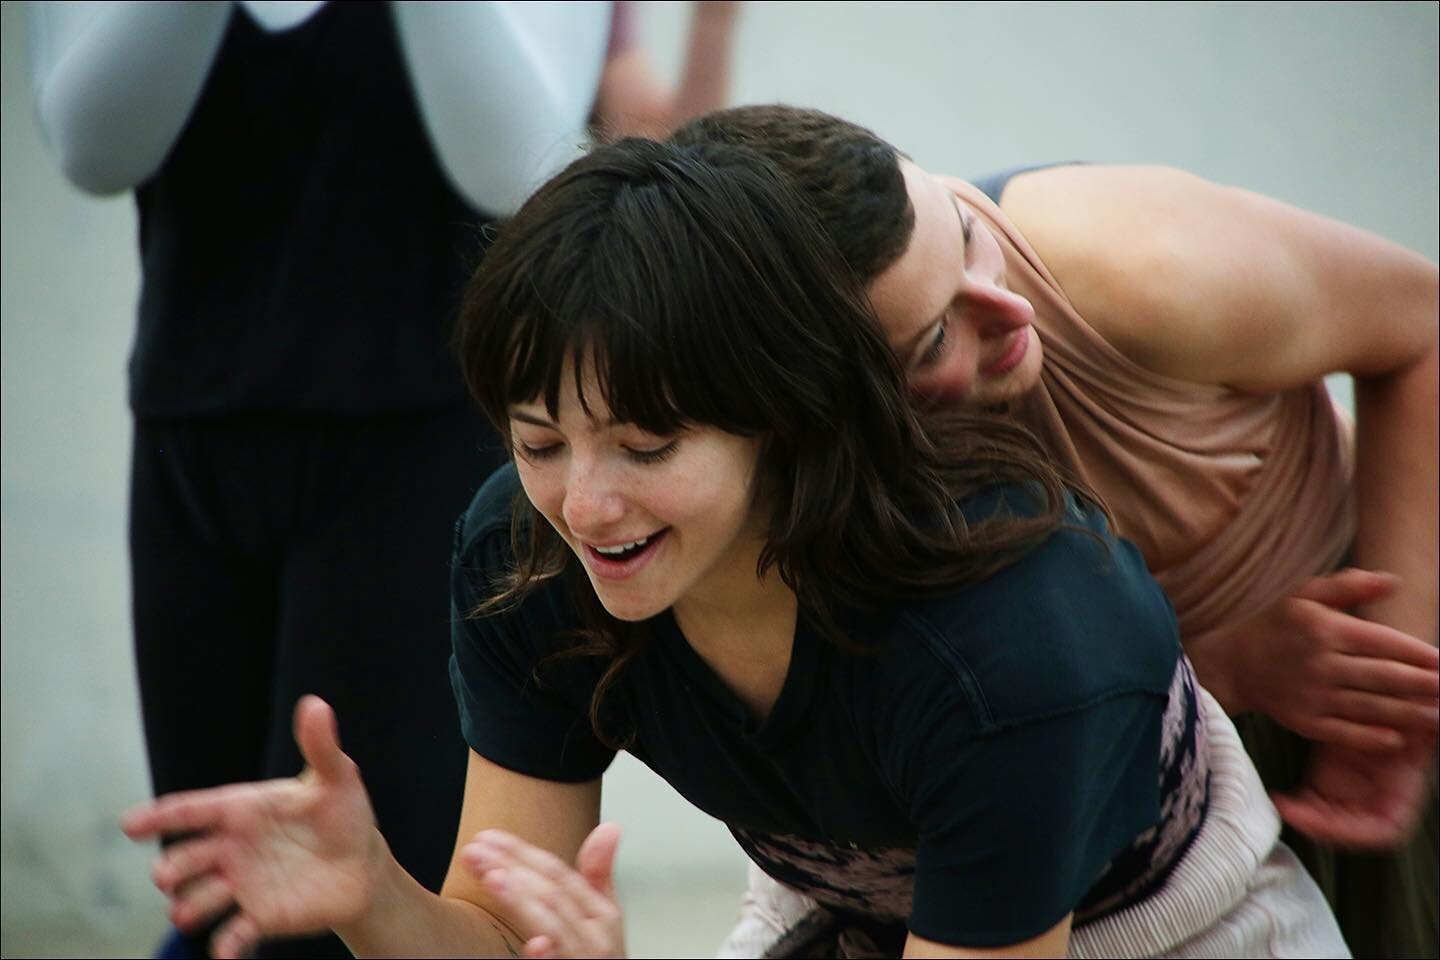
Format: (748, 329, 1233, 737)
(594, 535, 650, 556)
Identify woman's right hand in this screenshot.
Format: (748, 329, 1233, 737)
(121, 696, 387, 959)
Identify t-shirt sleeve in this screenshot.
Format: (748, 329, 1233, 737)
(904, 689, 1164, 947)
(448, 469, 615, 783)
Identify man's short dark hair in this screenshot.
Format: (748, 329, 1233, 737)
(670, 105, 915, 283)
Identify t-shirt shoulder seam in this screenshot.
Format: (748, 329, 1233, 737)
(896, 610, 995, 729)
(979, 685, 1168, 735)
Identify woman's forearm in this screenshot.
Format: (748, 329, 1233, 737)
(592, 1, 740, 141)
(670, 1, 740, 125)
(1353, 337, 1439, 644)
(337, 847, 524, 959)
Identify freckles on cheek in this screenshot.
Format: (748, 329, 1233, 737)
(515, 472, 563, 532)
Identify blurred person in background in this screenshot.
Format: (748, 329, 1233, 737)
(674, 104, 1438, 960)
(25, 2, 736, 956)
(122, 135, 1348, 960)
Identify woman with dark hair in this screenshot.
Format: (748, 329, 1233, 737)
(122, 138, 1344, 958)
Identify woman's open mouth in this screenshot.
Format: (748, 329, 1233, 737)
(583, 529, 668, 579)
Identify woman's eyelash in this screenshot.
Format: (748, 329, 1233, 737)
(921, 318, 948, 365)
(516, 441, 560, 461)
(515, 440, 679, 464)
(628, 441, 678, 464)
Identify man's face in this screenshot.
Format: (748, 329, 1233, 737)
(867, 162, 1043, 407)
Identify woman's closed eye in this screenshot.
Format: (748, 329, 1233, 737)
(514, 438, 679, 464)
(919, 316, 949, 367)
(515, 439, 563, 462)
(626, 440, 679, 464)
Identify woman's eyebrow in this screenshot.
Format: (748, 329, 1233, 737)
(509, 409, 555, 427)
(511, 408, 627, 429)
(950, 194, 972, 244)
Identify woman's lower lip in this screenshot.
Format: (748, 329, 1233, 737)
(583, 531, 667, 581)
(982, 327, 1030, 377)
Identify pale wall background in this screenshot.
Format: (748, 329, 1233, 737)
(3, 1, 1437, 957)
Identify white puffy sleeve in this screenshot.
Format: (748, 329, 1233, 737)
(392, 1, 612, 216)
(27, 1, 232, 194)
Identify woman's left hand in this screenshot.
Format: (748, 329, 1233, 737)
(1187, 568, 1439, 751)
(462, 823, 626, 959)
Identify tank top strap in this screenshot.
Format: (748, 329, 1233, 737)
(968, 161, 1083, 205)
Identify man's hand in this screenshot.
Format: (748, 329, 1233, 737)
(1190, 568, 1439, 751)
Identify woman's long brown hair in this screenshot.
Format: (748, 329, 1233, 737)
(456, 138, 1104, 746)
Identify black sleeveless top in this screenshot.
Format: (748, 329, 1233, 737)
(132, 1, 485, 416)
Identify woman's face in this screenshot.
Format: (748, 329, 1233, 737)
(509, 360, 767, 622)
(867, 161, 1043, 408)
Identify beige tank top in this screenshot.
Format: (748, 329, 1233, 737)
(947, 179, 1355, 640)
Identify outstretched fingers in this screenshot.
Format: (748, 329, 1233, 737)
(1324, 686, 1440, 737)
(1272, 788, 1409, 848)
(1301, 715, 1406, 753)
(1333, 654, 1440, 703)
(464, 829, 624, 958)
(575, 822, 621, 898)
(210, 911, 265, 960)
(524, 933, 559, 959)
(1293, 567, 1398, 609)
(483, 869, 575, 946)
(293, 695, 355, 786)
(122, 782, 253, 842)
(471, 830, 615, 919)
(169, 873, 236, 933)
(153, 834, 227, 893)
(1330, 612, 1440, 670)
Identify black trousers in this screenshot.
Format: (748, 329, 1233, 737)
(130, 403, 505, 958)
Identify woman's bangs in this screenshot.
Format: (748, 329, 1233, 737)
(498, 253, 696, 437)
(486, 153, 815, 441)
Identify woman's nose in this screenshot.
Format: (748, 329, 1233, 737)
(971, 283, 1035, 337)
(561, 459, 626, 536)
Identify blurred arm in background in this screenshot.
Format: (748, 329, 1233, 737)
(592, 0, 741, 141)
(27, 0, 232, 194)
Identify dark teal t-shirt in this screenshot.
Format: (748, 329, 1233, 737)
(449, 465, 1185, 947)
